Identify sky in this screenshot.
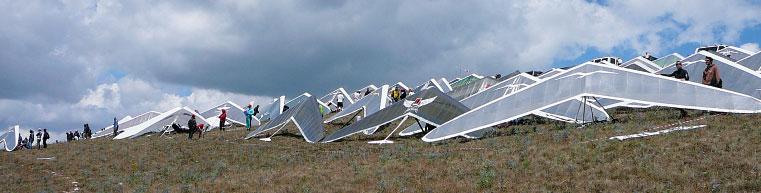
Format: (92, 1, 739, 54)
(1, 0, 761, 138)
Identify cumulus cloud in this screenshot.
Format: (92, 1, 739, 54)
(1, 0, 761, 131)
(740, 43, 760, 53)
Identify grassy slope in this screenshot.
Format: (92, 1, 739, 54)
(1, 108, 761, 192)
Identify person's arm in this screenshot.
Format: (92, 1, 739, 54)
(684, 71, 689, 81)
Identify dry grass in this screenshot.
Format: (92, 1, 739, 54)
(2, 108, 761, 192)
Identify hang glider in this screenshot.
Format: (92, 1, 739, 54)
(321, 88, 492, 143)
(92, 111, 161, 139)
(461, 73, 609, 123)
(114, 107, 210, 139)
(244, 95, 326, 143)
(422, 62, 761, 142)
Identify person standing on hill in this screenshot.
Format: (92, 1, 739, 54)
(29, 130, 35, 149)
(35, 129, 42, 149)
(218, 109, 227, 131)
(113, 117, 119, 137)
(42, 129, 50, 148)
(336, 93, 345, 112)
(702, 57, 722, 88)
(244, 104, 255, 131)
(188, 115, 198, 140)
(661, 60, 690, 118)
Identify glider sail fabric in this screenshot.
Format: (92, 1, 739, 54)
(738, 51, 761, 71)
(259, 96, 285, 122)
(423, 62, 761, 142)
(2, 125, 20, 152)
(92, 111, 161, 139)
(245, 96, 326, 143)
(621, 57, 661, 73)
(718, 46, 753, 61)
(653, 53, 685, 68)
(446, 77, 499, 101)
(114, 107, 211, 139)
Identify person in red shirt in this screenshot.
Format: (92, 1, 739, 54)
(218, 109, 227, 131)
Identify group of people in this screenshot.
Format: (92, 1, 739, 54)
(660, 56, 723, 117)
(17, 129, 50, 150)
(390, 86, 410, 102)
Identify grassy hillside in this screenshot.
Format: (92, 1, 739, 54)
(2, 108, 761, 192)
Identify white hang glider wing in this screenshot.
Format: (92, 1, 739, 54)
(114, 107, 210, 139)
(423, 62, 761, 142)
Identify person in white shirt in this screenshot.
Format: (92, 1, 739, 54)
(336, 94, 344, 111)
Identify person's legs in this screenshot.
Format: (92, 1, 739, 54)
(43, 140, 47, 148)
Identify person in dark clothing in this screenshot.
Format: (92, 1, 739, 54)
(42, 129, 50, 148)
(83, 124, 92, 139)
(702, 57, 722, 88)
(113, 117, 119, 137)
(253, 105, 260, 116)
(364, 88, 371, 96)
(660, 60, 691, 118)
(661, 61, 689, 80)
(188, 115, 198, 140)
(29, 130, 35, 148)
(74, 130, 80, 140)
(400, 89, 408, 100)
(494, 74, 502, 79)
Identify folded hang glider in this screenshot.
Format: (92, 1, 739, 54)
(244, 95, 326, 143)
(321, 88, 492, 143)
(92, 111, 161, 139)
(423, 62, 761, 142)
(114, 107, 211, 139)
